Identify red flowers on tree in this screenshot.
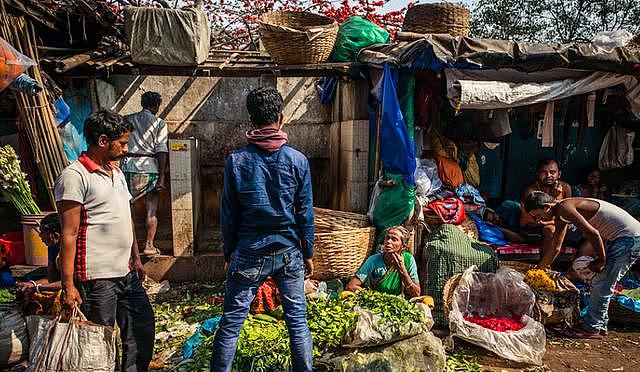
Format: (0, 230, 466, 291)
(183, 0, 412, 49)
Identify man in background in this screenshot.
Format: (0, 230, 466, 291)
(122, 91, 168, 257)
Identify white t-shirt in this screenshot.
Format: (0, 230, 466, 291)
(54, 154, 133, 281)
(121, 109, 168, 173)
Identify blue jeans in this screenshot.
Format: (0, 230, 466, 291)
(210, 247, 313, 372)
(584, 236, 640, 333)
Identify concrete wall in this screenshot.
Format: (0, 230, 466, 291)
(106, 75, 334, 252)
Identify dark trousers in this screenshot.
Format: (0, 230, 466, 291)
(77, 271, 155, 372)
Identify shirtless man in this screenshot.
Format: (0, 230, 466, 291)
(524, 192, 640, 338)
(520, 159, 574, 252)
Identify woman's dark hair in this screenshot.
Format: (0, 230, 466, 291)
(524, 191, 555, 212)
(83, 109, 133, 145)
(40, 213, 60, 234)
(141, 91, 162, 110)
(579, 166, 600, 184)
(246, 87, 284, 127)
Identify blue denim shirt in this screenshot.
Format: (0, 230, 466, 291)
(221, 144, 314, 261)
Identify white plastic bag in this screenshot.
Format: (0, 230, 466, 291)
(414, 158, 443, 206)
(343, 303, 433, 348)
(448, 266, 546, 365)
(0, 303, 29, 367)
(592, 30, 634, 49)
(26, 308, 116, 372)
(598, 126, 635, 170)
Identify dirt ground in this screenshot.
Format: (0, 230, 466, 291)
(453, 325, 640, 371)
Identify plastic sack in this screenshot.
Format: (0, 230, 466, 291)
(449, 266, 546, 365)
(414, 158, 443, 206)
(592, 30, 634, 48)
(1, 36, 36, 92)
(0, 303, 29, 367)
(329, 16, 390, 62)
(343, 303, 433, 348)
(26, 309, 116, 372)
(371, 173, 415, 234)
(183, 316, 221, 359)
(528, 270, 580, 326)
(469, 213, 507, 246)
(598, 125, 635, 170)
(322, 331, 446, 372)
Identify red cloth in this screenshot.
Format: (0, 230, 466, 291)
(427, 197, 466, 225)
(435, 155, 464, 188)
(245, 127, 288, 152)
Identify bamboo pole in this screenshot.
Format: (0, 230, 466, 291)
(1, 11, 69, 208)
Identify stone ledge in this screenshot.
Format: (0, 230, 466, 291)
(143, 253, 226, 282)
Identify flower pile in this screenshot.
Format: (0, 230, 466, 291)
(0, 145, 40, 215)
(524, 269, 557, 292)
(463, 312, 524, 332)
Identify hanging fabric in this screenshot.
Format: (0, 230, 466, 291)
(541, 101, 554, 148)
(598, 125, 636, 170)
(587, 92, 596, 127)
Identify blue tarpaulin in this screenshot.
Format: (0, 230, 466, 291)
(183, 316, 221, 359)
(374, 64, 416, 184)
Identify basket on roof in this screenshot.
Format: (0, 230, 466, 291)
(259, 11, 338, 65)
(312, 207, 375, 281)
(402, 3, 470, 37)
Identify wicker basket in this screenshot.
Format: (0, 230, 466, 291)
(402, 3, 470, 37)
(424, 213, 478, 241)
(259, 11, 338, 64)
(609, 297, 640, 327)
(313, 226, 376, 281)
(442, 273, 462, 318)
(314, 207, 369, 232)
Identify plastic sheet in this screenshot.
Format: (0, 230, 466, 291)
(449, 266, 546, 365)
(343, 303, 433, 348)
(0, 303, 28, 367)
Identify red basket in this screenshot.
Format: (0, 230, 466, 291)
(0, 231, 25, 265)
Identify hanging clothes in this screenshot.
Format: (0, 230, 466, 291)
(598, 125, 636, 170)
(415, 70, 443, 130)
(435, 155, 464, 189)
(541, 101, 555, 148)
(472, 109, 512, 142)
(587, 92, 596, 128)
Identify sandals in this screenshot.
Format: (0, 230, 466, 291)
(140, 247, 161, 257)
(565, 324, 603, 339)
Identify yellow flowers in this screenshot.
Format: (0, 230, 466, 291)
(339, 290, 355, 300)
(524, 269, 557, 292)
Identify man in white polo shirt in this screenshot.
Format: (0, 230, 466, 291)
(55, 109, 155, 372)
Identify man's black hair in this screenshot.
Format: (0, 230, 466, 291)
(536, 158, 559, 172)
(141, 91, 162, 110)
(83, 109, 133, 146)
(40, 213, 60, 234)
(524, 191, 555, 213)
(246, 87, 284, 127)
(580, 166, 600, 184)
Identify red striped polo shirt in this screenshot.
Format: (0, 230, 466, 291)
(54, 153, 133, 281)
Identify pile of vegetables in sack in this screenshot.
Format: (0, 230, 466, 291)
(448, 266, 546, 366)
(173, 288, 445, 371)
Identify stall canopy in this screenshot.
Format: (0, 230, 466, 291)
(359, 33, 640, 118)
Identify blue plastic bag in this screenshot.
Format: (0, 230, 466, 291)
(183, 316, 221, 359)
(469, 213, 507, 246)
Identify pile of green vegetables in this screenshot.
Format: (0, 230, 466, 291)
(446, 353, 483, 372)
(0, 288, 16, 303)
(178, 290, 424, 371)
(0, 145, 41, 215)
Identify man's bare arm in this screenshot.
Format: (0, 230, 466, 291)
(538, 220, 567, 269)
(57, 200, 83, 306)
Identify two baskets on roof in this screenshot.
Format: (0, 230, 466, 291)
(259, 3, 470, 65)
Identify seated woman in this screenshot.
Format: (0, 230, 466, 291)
(575, 167, 607, 200)
(15, 213, 62, 315)
(346, 226, 421, 298)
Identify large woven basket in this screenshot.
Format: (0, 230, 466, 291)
(609, 297, 640, 327)
(424, 212, 479, 241)
(312, 208, 375, 280)
(402, 3, 470, 37)
(259, 11, 338, 64)
(314, 207, 369, 232)
(442, 273, 463, 319)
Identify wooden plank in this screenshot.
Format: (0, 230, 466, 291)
(169, 139, 198, 257)
(329, 122, 341, 210)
